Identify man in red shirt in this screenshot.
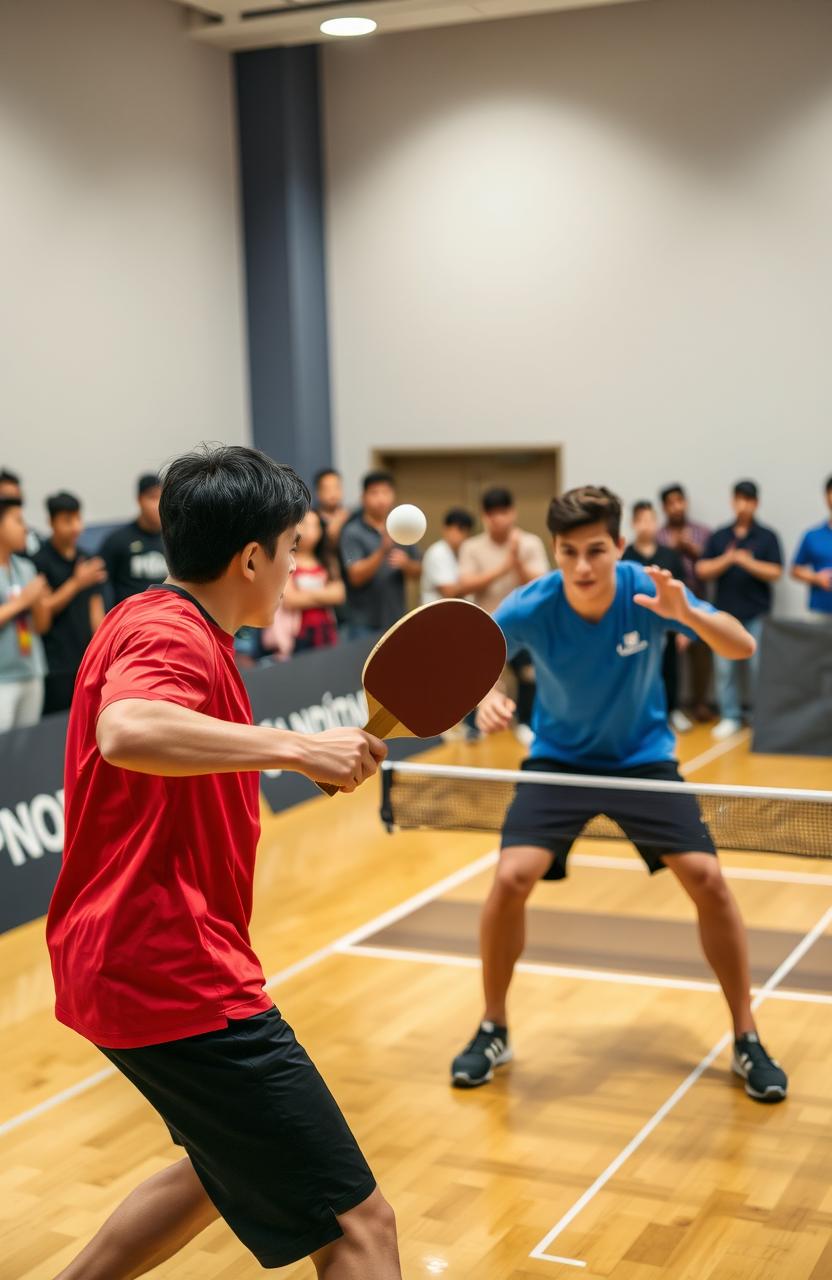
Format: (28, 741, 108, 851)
(47, 445, 399, 1279)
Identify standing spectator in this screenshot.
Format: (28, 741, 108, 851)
(340, 471, 421, 640)
(265, 509, 345, 656)
(34, 493, 107, 714)
(622, 501, 691, 733)
(458, 488, 549, 744)
(313, 468, 351, 554)
(100, 474, 167, 605)
(421, 508, 474, 605)
(658, 484, 712, 721)
(791, 475, 832, 616)
(697, 481, 783, 738)
(0, 468, 42, 558)
(0, 496, 49, 731)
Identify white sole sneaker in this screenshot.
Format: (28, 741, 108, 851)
(731, 1051, 787, 1102)
(712, 718, 742, 741)
(452, 1045, 514, 1088)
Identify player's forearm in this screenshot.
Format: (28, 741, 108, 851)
(791, 565, 817, 586)
(401, 559, 422, 579)
(97, 698, 313, 777)
(682, 607, 755, 660)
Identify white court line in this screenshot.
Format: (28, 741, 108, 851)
(678, 728, 751, 776)
(340, 943, 832, 1004)
(0, 848, 500, 1140)
(571, 852, 832, 887)
(529, 903, 832, 1265)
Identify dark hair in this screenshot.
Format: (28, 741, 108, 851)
(660, 484, 685, 505)
(160, 445, 310, 583)
(47, 491, 81, 518)
(734, 480, 759, 501)
(314, 468, 340, 487)
(362, 470, 394, 492)
(481, 487, 514, 513)
(443, 507, 474, 531)
(0, 496, 23, 521)
(0, 468, 21, 488)
(632, 500, 654, 518)
(547, 486, 622, 540)
(826, 475, 832, 494)
(138, 473, 161, 497)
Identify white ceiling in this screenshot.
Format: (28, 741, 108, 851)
(174, 0, 647, 51)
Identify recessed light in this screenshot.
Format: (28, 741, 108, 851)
(320, 16, 378, 37)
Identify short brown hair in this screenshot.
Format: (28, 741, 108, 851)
(547, 486, 622, 540)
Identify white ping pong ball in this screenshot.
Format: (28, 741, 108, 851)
(386, 504, 427, 545)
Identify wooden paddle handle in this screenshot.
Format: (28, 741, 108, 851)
(315, 706, 401, 797)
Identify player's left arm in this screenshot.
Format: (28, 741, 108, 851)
(634, 566, 755, 660)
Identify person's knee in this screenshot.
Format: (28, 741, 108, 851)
(495, 857, 540, 900)
(682, 860, 731, 908)
(339, 1188, 397, 1253)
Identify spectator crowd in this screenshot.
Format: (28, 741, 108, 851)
(2, 460, 831, 739)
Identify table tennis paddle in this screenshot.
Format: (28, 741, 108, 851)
(318, 598, 507, 796)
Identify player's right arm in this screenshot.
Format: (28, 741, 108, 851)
(96, 616, 385, 791)
(97, 700, 385, 792)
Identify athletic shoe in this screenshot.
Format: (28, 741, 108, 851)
(451, 1021, 512, 1088)
(712, 717, 742, 740)
(514, 723, 535, 748)
(670, 709, 693, 733)
(732, 1032, 788, 1102)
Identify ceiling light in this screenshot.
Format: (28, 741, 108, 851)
(320, 16, 378, 37)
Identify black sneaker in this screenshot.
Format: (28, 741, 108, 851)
(732, 1032, 788, 1103)
(451, 1021, 512, 1088)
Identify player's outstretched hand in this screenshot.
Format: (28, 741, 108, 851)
(476, 690, 516, 735)
(301, 728, 388, 792)
(633, 566, 690, 625)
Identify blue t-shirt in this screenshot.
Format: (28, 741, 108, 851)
(793, 522, 832, 614)
(494, 561, 717, 769)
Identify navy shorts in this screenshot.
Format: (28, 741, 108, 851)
(98, 1007, 376, 1268)
(501, 758, 717, 879)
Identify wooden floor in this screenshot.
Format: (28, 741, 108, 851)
(2, 726, 832, 1279)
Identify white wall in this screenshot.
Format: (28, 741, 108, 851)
(323, 0, 832, 616)
(0, 0, 249, 525)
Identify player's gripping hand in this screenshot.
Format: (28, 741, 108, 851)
(300, 728, 388, 793)
(633, 566, 691, 626)
(476, 689, 516, 735)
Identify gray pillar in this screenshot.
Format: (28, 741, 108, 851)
(235, 46, 332, 481)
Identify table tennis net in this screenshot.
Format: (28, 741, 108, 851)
(380, 763, 832, 858)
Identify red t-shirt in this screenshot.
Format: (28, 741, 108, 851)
(46, 586, 272, 1049)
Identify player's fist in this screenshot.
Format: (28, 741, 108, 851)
(476, 690, 516, 735)
(300, 728, 388, 792)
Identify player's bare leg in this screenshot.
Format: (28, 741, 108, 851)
(481, 845, 553, 1025)
(53, 1156, 218, 1280)
(312, 1188, 401, 1278)
(451, 845, 551, 1086)
(664, 852, 754, 1035)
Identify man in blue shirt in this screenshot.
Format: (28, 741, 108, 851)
(791, 475, 832, 615)
(451, 486, 787, 1103)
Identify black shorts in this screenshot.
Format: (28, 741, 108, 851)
(501, 758, 717, 879)
(98, 1007, 376, 1268)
